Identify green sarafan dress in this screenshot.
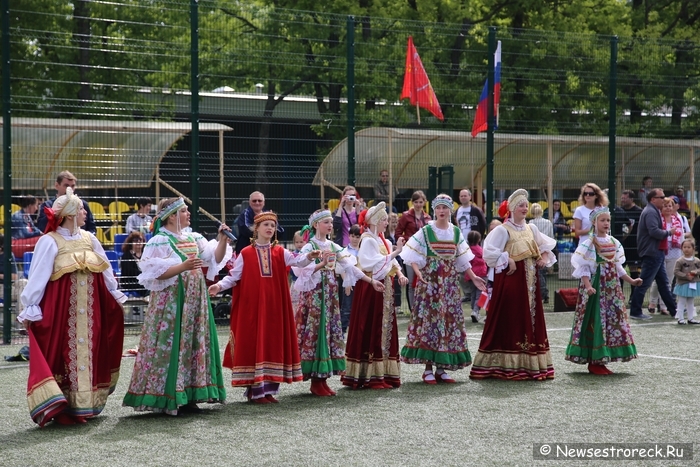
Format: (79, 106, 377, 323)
(123, 229, 228, 415)
(566, 235, 637, 365)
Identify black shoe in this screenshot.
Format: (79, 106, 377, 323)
(629, 314, 652, 320)
(178, 403, 203, 414)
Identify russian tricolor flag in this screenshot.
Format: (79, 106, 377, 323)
(471, 41, 501, 138)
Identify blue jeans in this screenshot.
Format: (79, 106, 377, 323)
(630, 250, 676, 316)
(340, 288, 354, 333)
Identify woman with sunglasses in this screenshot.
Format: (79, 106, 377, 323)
(573, 183, 609, 244)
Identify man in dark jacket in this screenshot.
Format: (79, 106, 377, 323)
(629, 188, 677, 320)
(36, 171, 96, 234)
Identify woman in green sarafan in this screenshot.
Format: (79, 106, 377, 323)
(123, 197, 232, 415)
(566, 207, 642, 375)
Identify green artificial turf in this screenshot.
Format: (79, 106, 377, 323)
(1, 296, 698, 466)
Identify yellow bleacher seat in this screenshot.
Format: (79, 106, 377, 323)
(537, 200, 548, 212)
(11, 203, 20, 214)
(88, 201, 109, 221)
(327, 199, 340, 212)
(559, 201, 573, 218)
(567, 200, 579, 215)
(108, 200, 131, 222)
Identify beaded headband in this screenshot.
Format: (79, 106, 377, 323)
(309, 210, 332, 226)
(254, 211, 278, 225)
(589, 206, 610, 224)
(432, 194, 454, 213)
(157, 198, 185, 221)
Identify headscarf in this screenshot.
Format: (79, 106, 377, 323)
(150, 198, 185, 233)
(301, 209, 332, 242)
(588, 206, 609, 235)
(431, 194, 455, 213)
(44, 187, 83, 235)
(365, 202, 388, 226)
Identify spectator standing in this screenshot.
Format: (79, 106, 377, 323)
(629, 188, 677, 320)
(235, 191, 267, 254)
(573, 183, 609, 245)
(639, 176, 652, 208)
(373, 169, 398, 211)
(529, 203, 554, 304)
(672, 239, 700, 325)
(396, 190, 431, 312)
(613, 190, 643, 301)
(36, 171, 96, 234)
(385, 213, 403, 315)
(332, 186, 363, 247)
(125, 197, 153, 234)
(11, 195, 42, 239)
(120, 231, 147, 299)
(543, 199, 570, 241)
(454, 188, 486, 239)
(675, 186, 689, 215)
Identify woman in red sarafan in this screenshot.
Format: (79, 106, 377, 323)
(209, 211, 321, 404)
(18, 188, 126, 427)
(341, 202, 409, 389)
(469, 189, 557, 381)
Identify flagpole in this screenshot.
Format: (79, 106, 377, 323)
(416, 106, 420, 125)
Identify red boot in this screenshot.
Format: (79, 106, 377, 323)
(588, 363, 609, 375)
(310, 378, 331, 396)
(321, 380, 336, 396)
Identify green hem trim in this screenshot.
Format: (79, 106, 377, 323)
(400, 346, 472, 366)
(123, 385, 225, 412)
(301, 358, 346, 375)
(565, 343, 637, 362)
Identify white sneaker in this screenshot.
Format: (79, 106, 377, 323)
(471, 311, 480, 323)
(678, 319, 687, 325)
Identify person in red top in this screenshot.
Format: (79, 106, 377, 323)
(466, 230, 488, 323)
(209, 212, 321, 404)
(396, 190, 431, 312)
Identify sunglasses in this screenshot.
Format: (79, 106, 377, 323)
(251, 199, 264, 203)
(583, 192, 596, 196)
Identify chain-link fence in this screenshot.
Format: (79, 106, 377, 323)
(3, 1, 700, 340)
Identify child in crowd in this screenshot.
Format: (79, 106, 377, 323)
(208, 212, 321, 404)
(340, 224, 362, 333)
(672, 239, 700, 325)
(565, 207, 641, 375)
(466, 231, 488, 323)
(289, 230, 306, 311)
(293, 211, 382, 396)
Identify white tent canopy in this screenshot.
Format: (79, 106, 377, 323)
(313, 127, 700, 196)
(0, 118, 233, 190)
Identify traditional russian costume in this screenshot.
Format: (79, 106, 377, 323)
(342, 229, 402, 389)
(20, 228, 125, 426)
(469, 221, 556, 380)
(123, 228, 230, 414)
(400, 223, 474, 370)
(292, 237, 364, 379)
(565, 235, 637, 364)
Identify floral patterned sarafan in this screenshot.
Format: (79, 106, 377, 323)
(566, 235, 637, 364)
(400, 224, 472, 370)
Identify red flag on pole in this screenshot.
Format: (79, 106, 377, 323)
(400, 36, 444, 122)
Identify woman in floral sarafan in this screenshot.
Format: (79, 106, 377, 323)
(566, 207, 641, 375)
(123, 197, 232, 415)
(293, 209, 383, 396)
(400, 194, 485, 384)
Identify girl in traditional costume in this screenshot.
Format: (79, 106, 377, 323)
(19, 188, 125, 426)
(566, 207, 641, 374)
(292, 210, 384, 396)
(400, 194, 486, 384)
(341, 202, 409, 389)
(469, 189, 557, 380)
(209, 212, 321, 404)
(123, 197, 232, 415)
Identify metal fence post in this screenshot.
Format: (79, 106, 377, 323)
(2, 0, 11, 344)
(485, 27, 496, 222)
(190, 0, 200, 230)
(608, 36, 618, 217)
(346, 16, 355, 187)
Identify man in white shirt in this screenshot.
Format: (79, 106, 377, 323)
(454, 189, 486, 303)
